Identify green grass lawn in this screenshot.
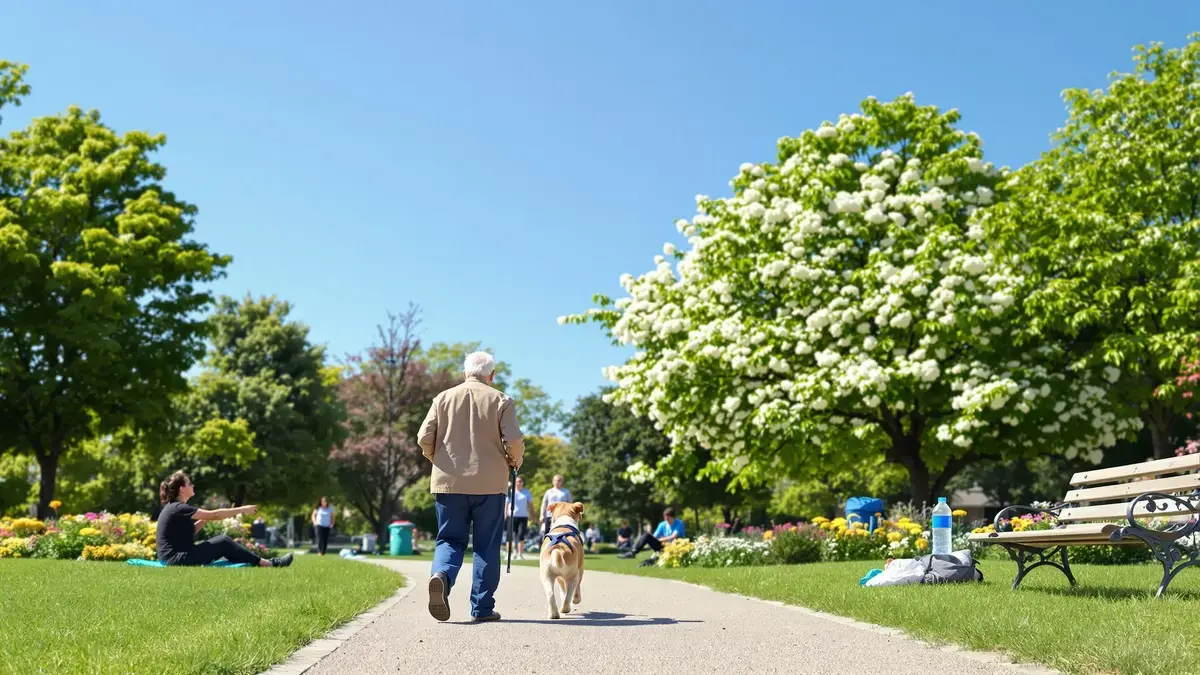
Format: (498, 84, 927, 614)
(471, 550, 1198, 675)
(0, 555, 403, 675)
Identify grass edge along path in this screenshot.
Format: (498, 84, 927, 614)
(0, 555, 404, 675)
(467, 552, 1200, 675)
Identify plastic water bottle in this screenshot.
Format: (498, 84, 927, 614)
(931, 497, 952, 555)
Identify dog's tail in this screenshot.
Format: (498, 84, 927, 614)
(550, 547, 566, 568)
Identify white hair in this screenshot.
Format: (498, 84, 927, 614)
(463, 351, 496, 378)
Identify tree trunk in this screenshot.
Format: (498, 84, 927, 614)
(376, 499, 392, 554)
(894, 440, 932, 508)
(36, 450, 59, 519)
(692, 506, 700, 536)
(233, 484, 247, 507)
(1147, 405, 1174, 459)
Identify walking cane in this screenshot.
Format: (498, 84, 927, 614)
(506, 466, 517, 573)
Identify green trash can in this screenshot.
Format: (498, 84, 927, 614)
(388, 520, 414, 556)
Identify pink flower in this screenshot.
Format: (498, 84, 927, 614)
(84, 512, 98, 521)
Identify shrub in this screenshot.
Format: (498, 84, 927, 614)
(688, 535, 772, 567)
(0, 537, 33, 558)
(769, 528, 823, 564)
(657, 538, 694, 568)
(6, 518, 45, 537)
(1069, 545, 1153, 565)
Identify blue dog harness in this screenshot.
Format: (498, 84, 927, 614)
(543, 524, 583, 552)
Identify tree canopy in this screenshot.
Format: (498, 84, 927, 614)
(565, 94, 1134, 504)
(0, 63, 229, 514)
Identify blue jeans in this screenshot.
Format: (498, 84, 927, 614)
(431, 493, 505, 617)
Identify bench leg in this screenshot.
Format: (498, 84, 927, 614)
(1110, 527, 1199, 598)
(1003, 545, 1076, 590)
(1144, 539, 1197, 598)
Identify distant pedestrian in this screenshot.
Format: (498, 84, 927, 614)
(312, 497, 335, 556)
(540, 475, 572, 534)
(505, 475, 534, 560)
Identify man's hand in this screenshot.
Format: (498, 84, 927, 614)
(241, 505, 258, 517)
(507, 456, 522, 470)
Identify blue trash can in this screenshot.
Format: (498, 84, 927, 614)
(845, 496, 885, 532)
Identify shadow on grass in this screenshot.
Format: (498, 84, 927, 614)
(1025, 584, 1200, 601)
(473, 610, 702, 627)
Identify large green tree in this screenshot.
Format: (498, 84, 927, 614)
(986, 35, 1200, 458)
(565, 95, 1134, 504)
(177, 295, 343, 507)
(0, 63, 229, 515)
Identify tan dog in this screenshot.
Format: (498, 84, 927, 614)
(540, 501, 586, 619)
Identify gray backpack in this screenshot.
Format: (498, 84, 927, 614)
(918, 549, 984, 584)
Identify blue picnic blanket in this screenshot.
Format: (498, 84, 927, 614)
(126, 558, 250, 568)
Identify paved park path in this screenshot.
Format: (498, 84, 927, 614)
(301, 558, 1054, 675)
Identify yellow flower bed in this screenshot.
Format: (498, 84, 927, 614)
(82, 543, 154, 562)
(658, 538, 694, 568)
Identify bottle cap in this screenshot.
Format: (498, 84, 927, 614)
(937, 497, 947, 504)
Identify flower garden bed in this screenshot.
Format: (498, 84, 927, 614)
(655, 510, 969, 569)
(0, 510, 274, 562)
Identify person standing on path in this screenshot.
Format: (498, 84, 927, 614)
(418, 351, 525, 623)
(539, 475, 572, 534)
(312, 497, 335, 556)
(505, 475, 534, 560)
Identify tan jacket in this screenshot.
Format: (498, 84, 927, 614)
(417, 376, 525, 495)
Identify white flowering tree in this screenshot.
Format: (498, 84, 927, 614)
(985, 35, 1200, 459)
(564, 95, 1136, 504)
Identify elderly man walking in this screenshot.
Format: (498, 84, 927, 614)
(418, 351, 525, 623)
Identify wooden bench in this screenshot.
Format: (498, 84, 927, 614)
(968, 454, 1200, 597)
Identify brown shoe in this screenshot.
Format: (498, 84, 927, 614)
(428, 573, 450, 622)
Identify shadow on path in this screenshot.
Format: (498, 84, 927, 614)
(468, 610, 702, 627)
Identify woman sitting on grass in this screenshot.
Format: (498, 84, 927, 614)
(157, 471, 293, 568)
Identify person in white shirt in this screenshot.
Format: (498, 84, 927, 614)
(504, 476, 534, 559)
(311, 496, 336, 556)
(584, 523, 601, 552)
(539, 475, 571, 534)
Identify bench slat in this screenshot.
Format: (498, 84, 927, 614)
(967, 523, 1117, 544)
(1058, 498, 1200, 523)
(1063, 474, 1200, 504)
(1070, 454, 1200, 486)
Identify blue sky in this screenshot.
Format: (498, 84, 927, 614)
(2, 2, 1197, 415)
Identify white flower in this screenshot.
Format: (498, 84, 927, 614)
(864, 207, 888, 224)
(815, 125, 838, 139)
(900, 169, 920, 185)
(966, 157, 985, 173)
(889, 311, 913, 329)
(961, 257, 987, 276)
(663, 243, 677, 256)
(1104, 366, 1121, 383)
(829, 153, 851, 168)
(556, 316, 568, 325)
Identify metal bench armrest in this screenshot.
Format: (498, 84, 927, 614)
(1122, 491, 1200, 539)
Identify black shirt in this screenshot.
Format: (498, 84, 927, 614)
(617, 526, 633, 539)
(157, 501, 198, 563)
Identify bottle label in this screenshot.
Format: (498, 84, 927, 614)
(932, 515, 952, 529)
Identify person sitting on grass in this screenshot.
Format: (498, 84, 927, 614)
(157, 471, 293, 568)
(584, 523, 601, 552)
(618, 507, 685, 562)
(616, 519, 634, 553)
